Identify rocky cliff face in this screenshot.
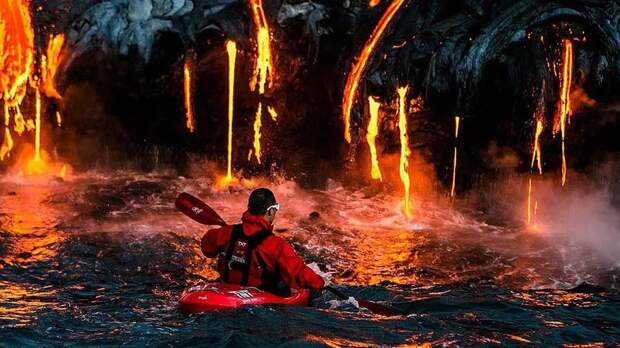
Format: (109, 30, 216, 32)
(29, 1, 620, 182)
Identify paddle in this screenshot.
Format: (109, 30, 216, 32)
(324, 286, 403, 316)
(175, 192, 403, 316)
(175, 192, 227, 226)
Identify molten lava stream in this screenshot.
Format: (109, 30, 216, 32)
(342, 0, 407, 143)
(555, 39, 573, 187)
(0, 0, 35, 161)
(41, 34, 65, 100)
(531, 119, 543, 175)
(450, 116, 460, 198)
(183, 55, 195, 133)
(252, 102, 263, 164)
(367, 96, 382, 181)
(527, 119, 544, 229)
(224, 41, 237, 184)
(397, 86, 412, 217)
(248, 0, 274, 95)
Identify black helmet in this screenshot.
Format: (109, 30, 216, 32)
(248, 188, 278, 215)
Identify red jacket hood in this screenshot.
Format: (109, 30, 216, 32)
(241, 211, 273, 235)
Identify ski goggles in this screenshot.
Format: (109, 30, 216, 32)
(266, 203, 280, 212)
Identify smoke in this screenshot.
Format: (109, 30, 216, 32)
(538, 184, 620, 266)
(483, 141, 520, 171)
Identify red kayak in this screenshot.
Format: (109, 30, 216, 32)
(179, 283, 311, 314)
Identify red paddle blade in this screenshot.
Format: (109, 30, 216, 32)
(175, 192, 227, 226)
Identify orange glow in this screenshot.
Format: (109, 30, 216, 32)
(527, 176, 533, 225)
(248, 0, 274, 95)
(369, 0, 381, 7)
(59, 164, 67, 178)
(34, 88, 41, 162)
(397, 86, 412, 217)
(225, 40, 237, 183)
(450, 116, 460, 198)
(342, 0, 406, 143)
(267, 105, 278, 121)
(554, 40, 573, 187)
(55, 111, 62, 127)
(527, 118, 544, 229)
(531, 119, 543, 175)
(252, 102, 263, 164)
(41, 34, 65, 100)
(0, 126, 13, 160)
(366, 96, 382, 181)
(183, 57, 195, 133)
(0, 0, 34, 107)
(14, 107, 25, 135)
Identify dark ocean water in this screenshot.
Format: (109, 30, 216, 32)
(1, 172, 619, 347)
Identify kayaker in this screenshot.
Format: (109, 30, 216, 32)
(201, 188, 326, 296)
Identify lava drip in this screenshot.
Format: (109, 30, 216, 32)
(367, 96, 382, 181)
(41, 34, 65, 100)
(554, 39, 573, 187)
(342, 0, 407, 143)
(183, 53, 195, 133)
(531, 120, 543, 175)
(248, 0, 274, 94)
(248, 0, 275, 164)
(224, 41, 237, 184)
(450, 116, 460, 198)
(0, 0, 35, 161)
(252, 102, 263, 164)
(397, 86, 412, 217)
(527, 119, 544, 228)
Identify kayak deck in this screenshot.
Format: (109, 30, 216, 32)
(179, 283, 310, 313)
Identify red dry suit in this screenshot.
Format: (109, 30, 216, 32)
(201, 212, 325, 295)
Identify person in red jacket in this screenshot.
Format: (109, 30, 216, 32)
(201, 188, 326, 296)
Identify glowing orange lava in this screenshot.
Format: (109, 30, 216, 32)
(397, 86, 412, 217)
(0, 0, 34, 161)
(0, 0, 34, 106)
(248, 0, 274, 95)
(55, 111, 62, 127)
(34, 88, 40, 161)
(224, 40, 237, 184)
(450, 116, 460, 198)
(369, 0, 381, 7)
(531, 119, 543, 175)
(527, 118, 544, 229)
(267, 105, 278, 121)
(183, 56, 195, 133)
(252, 102, 262, 164)
(366, 96, 382, 181)
(0, 126, 13, 160)
(554, 39, 573, 187)
(342, 0, 406, 143)
(41, 34, 65, 100)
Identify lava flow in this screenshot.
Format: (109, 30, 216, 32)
(554, 39, 573, 187)
(397, 86, 412, 217)
(450, 116, 460, 198)
(531, 119, 544, 175)
(248, 0, 274, 95)
(527, 119, 544, 228)
(367, 96, 382, 181)
(247, 0, 275, 165)
(224, 40, 237, 184)
(0, 0, 35, 161)
(41, 34, 65, 100)
(183, 54, 195, 133)
(252, 102, 263, 164)
(342, 0, 407, 143)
